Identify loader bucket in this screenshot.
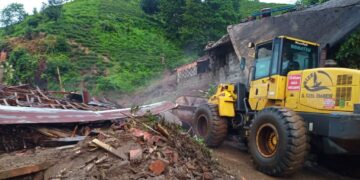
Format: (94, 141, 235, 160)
(171, 96, 207, 129)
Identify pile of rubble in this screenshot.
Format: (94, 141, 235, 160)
(0, 84, 231, 179)
(0, 123, 101, 152)
(0, 84, 117, 110)
(0, 117, 231, 179)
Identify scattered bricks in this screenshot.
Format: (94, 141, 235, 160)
(131, 128, 152, 141)
(129, 148, 143, 161)
(149, 160, 167, 176)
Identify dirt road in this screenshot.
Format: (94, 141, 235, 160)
(213, 142, 357, 180)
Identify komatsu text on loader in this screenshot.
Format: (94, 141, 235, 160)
(193, 36, 360, 176)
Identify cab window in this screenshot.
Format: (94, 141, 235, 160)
(281, 39, 318, 76)
(254, 42, 272, 79)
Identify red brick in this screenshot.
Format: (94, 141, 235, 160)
(129, 149, 143, 161)
(131, 128, 152, 141)
(149, 160, 166, 176)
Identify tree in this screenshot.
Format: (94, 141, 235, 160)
(297, 0, 329, 5)
(42, 0, 66, 21)
(159, 0, 240, 52)
(32, 8, 39, 15)
(336, 29, 360, 68)
(141, 0, 160, 15)
(159, 0, 186, 40)
(0, 3, 27, 29)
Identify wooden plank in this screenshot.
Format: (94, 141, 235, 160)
(0, 162, 53, 180)
(67, 102, 78, 110)
(14, 92, 19, 105)
(92, 139, 128, 160)
(25, 94, 32, 107)
(36, 86, 50, 100)
(2, 99, 9, 106)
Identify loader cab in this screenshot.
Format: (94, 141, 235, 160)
(249, 36, 320, 110)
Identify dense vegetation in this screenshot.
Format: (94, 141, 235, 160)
(0, 0, 296, 94)
(1, 0, 188, 93)
(336, 29, 360, 68)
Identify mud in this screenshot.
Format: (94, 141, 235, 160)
(213, 141, 357, 180)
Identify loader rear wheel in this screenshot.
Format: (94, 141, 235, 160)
(249, 107, 309, 176)
(193, 104, 228, 147)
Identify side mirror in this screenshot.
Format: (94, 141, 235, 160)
(248, 42, 255, 48)
(240, 57, 246, 70)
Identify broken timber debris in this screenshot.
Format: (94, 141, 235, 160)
(0, 161, 54, 180)
(0, 84, 116, 111)
(0, 86, 229, 179)
(91, 138, 128, 160)
(0, 118, 231, 179)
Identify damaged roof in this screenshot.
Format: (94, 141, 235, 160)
(211, 0, 360, 62)
(204, 34, 231, 51)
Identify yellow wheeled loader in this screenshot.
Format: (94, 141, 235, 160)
(193, 36, 360, 176)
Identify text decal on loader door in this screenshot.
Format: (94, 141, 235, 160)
(288, 74, 302, 91)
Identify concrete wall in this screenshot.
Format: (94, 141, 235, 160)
(117, 49, 247, 106)
(216, 51, 245, 84)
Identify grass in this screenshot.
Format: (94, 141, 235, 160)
(0, 0, 287, 94)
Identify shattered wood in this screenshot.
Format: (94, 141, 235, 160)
(0, 84, 115, 111)
(0, 119, 232, 179)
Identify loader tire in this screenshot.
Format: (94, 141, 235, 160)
(193, 104, 228, 147)
(248, 107, 309, 177)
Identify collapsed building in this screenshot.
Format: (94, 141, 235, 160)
(176, 0, 360, 87)
(118, 0, 360, 107)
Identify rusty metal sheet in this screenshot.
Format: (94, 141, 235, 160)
(0, 101, 176, 125)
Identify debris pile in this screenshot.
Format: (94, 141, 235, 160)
(45, 119, 229, 179)
(0, 84, 229, 179)
(0, 124, 97, 152)
(0, 118, 231, 179)
(0, 84, 117, 110)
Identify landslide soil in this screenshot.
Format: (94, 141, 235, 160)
(213, 141, 359, 180)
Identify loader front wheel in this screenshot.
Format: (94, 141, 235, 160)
(249, 107, 309, 176)
(193, 104, 228, 147)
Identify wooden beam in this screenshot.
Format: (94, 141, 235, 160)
(92, 139, 128, 160)
(0, 162, 53, 180)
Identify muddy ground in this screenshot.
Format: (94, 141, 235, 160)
(213, 141, 359, 180)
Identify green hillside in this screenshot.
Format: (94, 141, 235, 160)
(0, 0, 287, 94)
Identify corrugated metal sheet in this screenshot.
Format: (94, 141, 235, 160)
(0, 101, 176, 125)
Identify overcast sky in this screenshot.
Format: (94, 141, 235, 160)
(0, 0, 45, 14)
(0, 0, 297, 14)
